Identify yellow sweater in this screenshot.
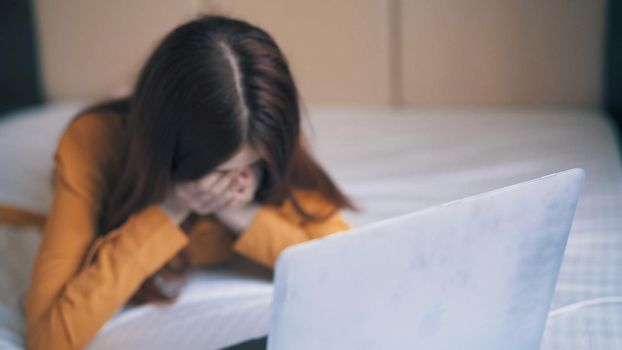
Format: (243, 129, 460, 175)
(16, 111, 351, 349)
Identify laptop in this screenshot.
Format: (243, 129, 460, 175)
(266, 168, 585, 350)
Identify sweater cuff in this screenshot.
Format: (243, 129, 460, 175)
(232, 206, 309, 268)
(121, 205, 190, 276)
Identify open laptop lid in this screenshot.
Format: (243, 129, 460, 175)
(267, 168, 585, 350)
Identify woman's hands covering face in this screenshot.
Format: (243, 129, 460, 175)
(174, 163, 262, 216)
(149, 164, 262, 305)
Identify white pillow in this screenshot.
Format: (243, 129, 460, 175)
(0, 224, 40, 314)
(0, 302, 26, 350)
(0, 101, 89, 215)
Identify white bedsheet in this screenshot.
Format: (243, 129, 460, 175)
(1, 104, 620, 349)
(307, 107, 622, 349)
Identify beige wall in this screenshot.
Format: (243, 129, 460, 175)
(200, 0, 392, 106)
(400, 0, 606, 107)
(34, 0, 605, 108)
(34, 0, 196, 101)
(34, 0, 392, 106)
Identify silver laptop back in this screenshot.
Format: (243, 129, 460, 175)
(267, 168, 585, 350)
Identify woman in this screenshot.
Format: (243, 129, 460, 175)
(24, 14, 356, 349)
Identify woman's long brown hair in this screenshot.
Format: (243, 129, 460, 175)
(70, 14, 357, 305)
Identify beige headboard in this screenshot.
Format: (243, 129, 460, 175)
(34, 0, 605, 108)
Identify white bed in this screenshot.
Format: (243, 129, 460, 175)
(1, 102, 620, 349)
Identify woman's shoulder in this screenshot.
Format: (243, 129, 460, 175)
(275, 187, 340, 220)
(291, 188, 332, 204)
(55, 109, 126, 174)
(62, 109, 124, 142)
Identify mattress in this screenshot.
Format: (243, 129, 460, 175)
(307, 107, 622, 349)
(1, 103, 620, 349)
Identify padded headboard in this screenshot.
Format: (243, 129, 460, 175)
(0, 0, 44, 116)
(1, 0, 617, 117)
(31, 0, 606, 108)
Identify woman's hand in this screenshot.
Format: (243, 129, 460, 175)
(158, 186, 193, 225)
(212, 163, 263, 233)
(218, 163, 262, 210)
(160, 163, 262, 223)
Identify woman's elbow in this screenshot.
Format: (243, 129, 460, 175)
(26, 310, 87, 350)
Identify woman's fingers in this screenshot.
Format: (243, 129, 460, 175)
(175, 183, 196, 202)
(207, 171, 236, 197)
(221, 175, 256, 211)
(195, 171, 225, 194)
(201, 169, 242, 196)
(198, 186, 236, 213)
(196, 174, 242, 213)
(221, 189, 241, 210)
(177, 165, 262, 215)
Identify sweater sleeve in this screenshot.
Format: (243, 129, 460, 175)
(23, 115, 190, 350)
(232, 189, 352, 268)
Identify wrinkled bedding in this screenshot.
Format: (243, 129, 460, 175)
(1, 103, 620, 349)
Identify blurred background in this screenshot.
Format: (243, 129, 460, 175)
(1, 0, 619, 115)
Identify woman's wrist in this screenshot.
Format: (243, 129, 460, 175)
(215, 203, 261, 234)
(158, 200, 191, 225)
